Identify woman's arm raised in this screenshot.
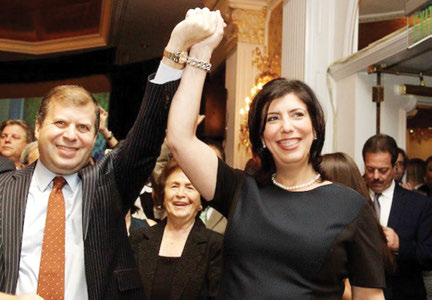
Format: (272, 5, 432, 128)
(166, 10, 225, 201)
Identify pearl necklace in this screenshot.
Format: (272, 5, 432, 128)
(272, 173, 321, 191)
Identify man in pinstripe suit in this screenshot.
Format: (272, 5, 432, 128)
(0, 9, 218, 300)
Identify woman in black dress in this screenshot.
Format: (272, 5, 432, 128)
(166, 9, 385, 299)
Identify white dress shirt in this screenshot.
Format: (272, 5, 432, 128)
(152, 61, 183, 84)
(16, 161, 88, 299)
(369, 180, 395, 227)
(200, 207, 214, 224)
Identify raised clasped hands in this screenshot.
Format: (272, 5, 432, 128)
(167, 7, 220, 52)
(190, 9, 226, 55)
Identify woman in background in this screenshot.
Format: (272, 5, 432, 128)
(320, 152, 370, 199)
(130, 159, 223, 299)
(320, 152, 395, 299)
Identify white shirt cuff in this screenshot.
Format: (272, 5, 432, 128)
(151, 62, 183, 84)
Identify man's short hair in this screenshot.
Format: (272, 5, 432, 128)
(406, 158, 426, 184)
(37, 85, 100, 133)
(397, 147, 407, 167)
(362, 134, 399, 165)
(0, 119, 34, 143)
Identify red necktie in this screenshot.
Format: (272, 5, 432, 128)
(37, 176, 67, 300)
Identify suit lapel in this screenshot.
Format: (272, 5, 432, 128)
(79, 165, 98, 239)
(1, 165, 34, 293)
(137, 222, 164, 297)
(388, 184, 406, 230)
(170, 220, 208, 299)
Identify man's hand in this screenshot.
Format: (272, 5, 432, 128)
(383, 226, 400, 251)
(191, 10, 226, 53)
(401, 182, 413, 190)
(0, 293, 44, 300)
(99, 106, 108, 132)
(166, 8, 218, 53)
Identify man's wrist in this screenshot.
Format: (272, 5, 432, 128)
(101, 129, 113, 140)
(163, 49, 188, 65)
(163, 41, 188, 70)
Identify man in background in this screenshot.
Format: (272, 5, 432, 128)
(362, 134, 432, 300)
(0, 119, 34, 169)
(394, 147, 407, 184)
(423, 156, 432, 198)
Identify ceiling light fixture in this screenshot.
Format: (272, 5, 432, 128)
(400, 73, 432, 97)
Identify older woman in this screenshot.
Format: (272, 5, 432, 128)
(130, 159, 223, 300)
(166, 9, 385, 300)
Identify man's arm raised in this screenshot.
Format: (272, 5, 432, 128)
(113, 8, 220, 208)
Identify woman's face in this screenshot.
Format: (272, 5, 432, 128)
(163, 168, 201, 222)
(262, 93, 314, 171)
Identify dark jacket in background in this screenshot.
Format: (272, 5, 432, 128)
(130, 219, 223, 300)
(385, 184, 432, 300)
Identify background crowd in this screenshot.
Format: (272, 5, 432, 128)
(0, 7, 431, 300)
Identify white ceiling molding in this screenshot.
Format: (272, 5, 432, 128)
(328, 27, 408, 81)
(359, 10, 406, 23)
(0, 0, 113, 55)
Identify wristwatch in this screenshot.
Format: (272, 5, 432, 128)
(163, 49, 188, 65)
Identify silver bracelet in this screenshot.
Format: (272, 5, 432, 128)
(186, 56, 212, 72)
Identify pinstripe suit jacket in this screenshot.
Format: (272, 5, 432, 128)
(0, 77, 179, 299)
(0, 157, 14, 173)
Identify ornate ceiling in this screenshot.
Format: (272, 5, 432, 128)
(0, 0, 102, 42)
(0, 0, 200, 64)
(0, 0, 419, 64)
(0, 0, 111, 56)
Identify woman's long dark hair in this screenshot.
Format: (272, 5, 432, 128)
(248, 79, 325, 185)
(320, 152, 396, 274)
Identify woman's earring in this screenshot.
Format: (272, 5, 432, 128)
(262, 141, 266, 149)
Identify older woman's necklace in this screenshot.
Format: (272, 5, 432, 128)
(272, 173, 321, 191)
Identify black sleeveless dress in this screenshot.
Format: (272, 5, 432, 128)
(211, 160, 385, 299)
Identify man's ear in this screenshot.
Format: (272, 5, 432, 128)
(34, 121, 40, 140)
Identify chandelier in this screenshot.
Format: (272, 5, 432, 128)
(408, 127, 432, 143)
(239, 47, 279, 152)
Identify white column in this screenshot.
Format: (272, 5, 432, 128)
(223, 1, 267, 168)
(281, 0, 359, 154)
(225, 44, 263, 168)
(281, 0, 306, 80)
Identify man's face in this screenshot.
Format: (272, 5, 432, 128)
(35, 100, 97, 175)
(364, 151, 395, 194)
(426, 160, 432, 187)
(394, 153, 405, 183)
(0, 124, 29, 163)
